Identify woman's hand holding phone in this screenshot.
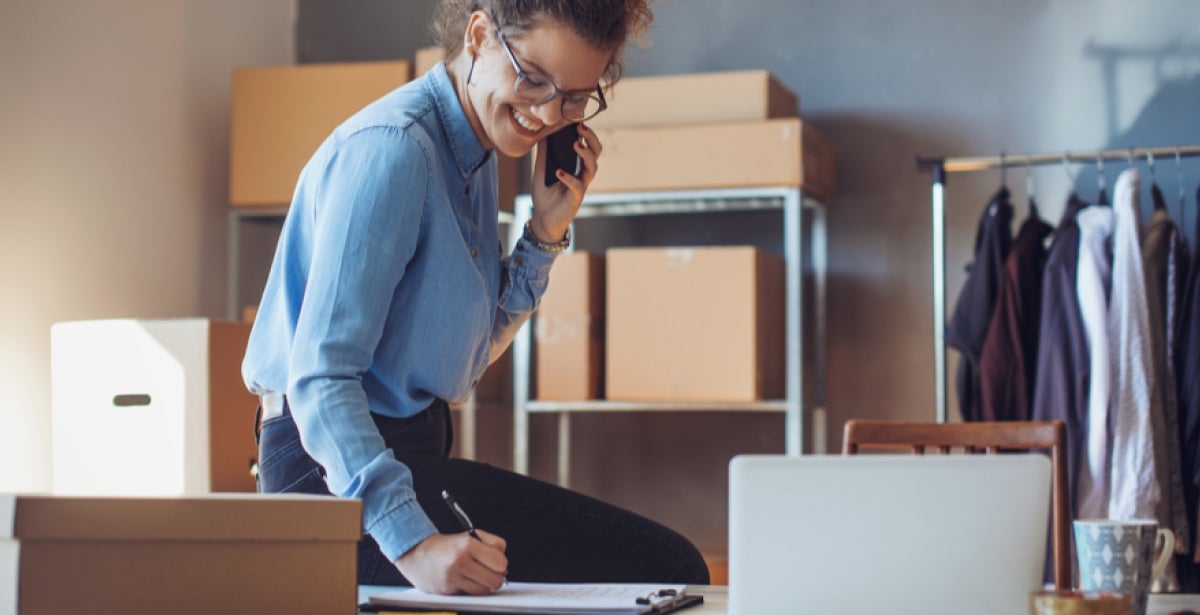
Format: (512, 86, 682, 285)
(529, 122, 602, 244)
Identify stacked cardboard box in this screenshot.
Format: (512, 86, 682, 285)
(230, 61, 413, 207)
(586, 70, 836, 202)
(606, 247, 784, 402)
(535, 252, 606, 400)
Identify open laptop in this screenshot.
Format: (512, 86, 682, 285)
(728, 454, 1050, 615)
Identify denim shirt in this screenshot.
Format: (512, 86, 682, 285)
(242, 63, 557, 562)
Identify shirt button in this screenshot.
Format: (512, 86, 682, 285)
(470, 248, 479, 259)
(513, 256, 524, 266)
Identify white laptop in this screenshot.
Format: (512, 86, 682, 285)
(728, 454, 1050, 615)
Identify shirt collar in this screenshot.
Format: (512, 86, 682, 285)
(427, 62, 491, 178)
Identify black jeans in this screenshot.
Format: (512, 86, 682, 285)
(255, 398, 710, 586)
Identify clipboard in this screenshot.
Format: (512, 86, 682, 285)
(360, 582, 704, 615)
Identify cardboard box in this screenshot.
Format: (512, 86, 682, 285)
(4, 494, 360, 615)
(535, 252, 605, 400)
(230, 61, 412, 206)
(51, 319, 259, 495)
(606, 247, 784, 402)
(415, 45, 445, 76)
(589, 118, 837, 202)
(588, 70, 798, 129)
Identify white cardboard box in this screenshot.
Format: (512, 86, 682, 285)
(51, 319, 258, 495)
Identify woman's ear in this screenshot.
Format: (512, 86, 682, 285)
(463, 10, 491, 54)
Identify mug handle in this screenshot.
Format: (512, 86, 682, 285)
(1151, 528, 1176, 580)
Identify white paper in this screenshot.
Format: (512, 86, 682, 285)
(0, 540, 18, 615)
(369, 582, 688, 614)
(0, 495, 12, 538)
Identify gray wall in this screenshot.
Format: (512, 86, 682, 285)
(296, 0, 1200, 555)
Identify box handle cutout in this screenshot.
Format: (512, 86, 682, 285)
(112, 394, 152, 407)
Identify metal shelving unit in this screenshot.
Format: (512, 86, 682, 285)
(507, 186, 828, 486)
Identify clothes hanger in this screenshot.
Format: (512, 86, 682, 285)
(1096, 156, 1109, 205)
(1147, 150, 1167, 213)
(1025, 154, 1041, 221)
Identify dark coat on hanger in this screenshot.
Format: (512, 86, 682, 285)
(1177, 184, 1200, 576)
(1031, 196, 1089, 524)
(979, 212, 1054, 422)
(946, 187, 1013, 422)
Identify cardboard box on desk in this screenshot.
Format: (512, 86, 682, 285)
(588, 69, 798, 129)
(606, 247, 784, 402)
(230, 61, 412, 207)
(589, 118, 837, 202)
(4, 494, 361, 615)
(536, 252, 605, 400)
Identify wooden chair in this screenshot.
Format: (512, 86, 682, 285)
(842, 419, 1070, 590)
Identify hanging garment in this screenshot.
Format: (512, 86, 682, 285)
(947, 187, 1014, 422)
(1031, 195, 1090, 523)
(978, 213, 1053, 422)
(1108, 168, 1160, 522)
(1074, 205, 1114, 521)
(1144, 199, 1189, 592)
(1178, 184, 1200, 567)
(1144, 192, 1192, 552)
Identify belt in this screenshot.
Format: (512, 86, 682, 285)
(261, 392, 285, 421)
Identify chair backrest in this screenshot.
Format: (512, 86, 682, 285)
(842, 419, 1069, 590)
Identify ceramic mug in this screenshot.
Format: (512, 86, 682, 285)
(1073, 519, 1175, 615)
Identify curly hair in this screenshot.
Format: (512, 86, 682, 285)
(431, 0, 653, 88)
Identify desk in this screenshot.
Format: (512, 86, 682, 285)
(360, 585, 1200, 614)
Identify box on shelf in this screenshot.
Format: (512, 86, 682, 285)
(415, 45, 445, 76)
(5, 494, 360, 615)
(51, 319, 258, 495)
(230, 61, 412, 207)
(606, 246, 784, 402)
(589, 118, 836, 202)
(535, 252, 605, 401)
(588, 70, 798, 129)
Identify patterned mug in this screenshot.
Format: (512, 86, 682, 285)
(1073, 520, 1175, 615)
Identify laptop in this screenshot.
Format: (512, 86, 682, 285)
(728, 454, 1050, 615)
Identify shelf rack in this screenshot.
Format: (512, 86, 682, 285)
(508, 186, 828, 486)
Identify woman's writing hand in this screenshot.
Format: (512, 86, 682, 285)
(394, 530, 508, 595)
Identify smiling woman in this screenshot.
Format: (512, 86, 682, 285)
(242, 0, 708, 599)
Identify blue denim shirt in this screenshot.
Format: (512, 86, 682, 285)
(242, 63, 556, 562)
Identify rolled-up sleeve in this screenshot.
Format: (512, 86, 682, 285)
(286, 127, 439, 562)
(489, 236, 559, 361)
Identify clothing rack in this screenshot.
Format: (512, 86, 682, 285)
(916, 144, 1200, 422)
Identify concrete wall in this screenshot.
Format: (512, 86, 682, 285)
(0, 1, 295, 492)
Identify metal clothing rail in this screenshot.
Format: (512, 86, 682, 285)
(917, 144, 1200, 423)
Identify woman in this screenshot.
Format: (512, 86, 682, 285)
(243, 0, 709, 595)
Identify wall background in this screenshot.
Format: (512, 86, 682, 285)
(2, 0, 1197, 558)
(0, 1, 294, 491)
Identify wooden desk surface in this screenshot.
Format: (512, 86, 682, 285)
(359, 585, 1200, 614)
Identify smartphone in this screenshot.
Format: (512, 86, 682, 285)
(543, 123, 581, 187)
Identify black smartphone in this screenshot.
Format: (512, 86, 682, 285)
(543, 123, 581, 187)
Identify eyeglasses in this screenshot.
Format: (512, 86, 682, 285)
(491, 18, 607, 123)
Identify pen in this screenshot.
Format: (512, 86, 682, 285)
(441, 489, 481, 541)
